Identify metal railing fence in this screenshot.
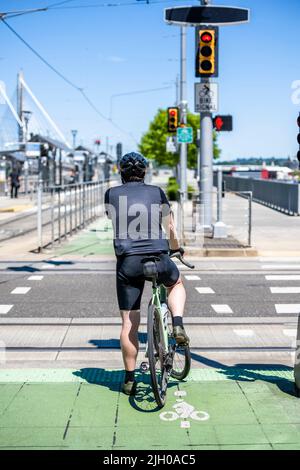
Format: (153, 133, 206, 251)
(217, 175, 300, 216)
(176, 189, 253, 247)
(36, 180, 109, 252)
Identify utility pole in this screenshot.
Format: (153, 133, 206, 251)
(200, 0, 214, 231)
(17, 71, 24, 146)
(179, 26, 188, 200)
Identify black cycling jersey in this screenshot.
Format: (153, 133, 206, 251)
(105, 182, 171, 257)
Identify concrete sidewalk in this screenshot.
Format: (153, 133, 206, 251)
(0, 196, 36, 223)
(0, 367, 298, 450)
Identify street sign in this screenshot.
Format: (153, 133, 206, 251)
(165, 6, 250, 27)
(213, 115, 233, 132)
(166, 136, 177, 153)
(177, 127, 193, 144)
(195, 82, 218, 113)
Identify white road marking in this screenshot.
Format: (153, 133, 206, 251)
(28, 275, 44, 281)
(211, 304, 233, 314)
(11, 287, 31, 295)
(185, 275, 201, 281)
(283, 329, 297, 338)
(265, 275, 300, 281)
(180, 421, 190, 429)
(41, 265, 51, 269)
(0, 305, 13, 314)
(275, 304, 300, 314)
(195, 287, 215, 294)
(270, 287, 300, 294)
(261, 265, 300, 270)
(233, 329, 255, 338)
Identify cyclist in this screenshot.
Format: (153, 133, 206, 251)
(104, 152, 189, 396)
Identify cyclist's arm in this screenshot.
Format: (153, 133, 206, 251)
(162, 211, 181, 251)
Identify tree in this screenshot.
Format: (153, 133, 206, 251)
(139, 108, 221, 168)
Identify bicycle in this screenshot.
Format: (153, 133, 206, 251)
(140, 251, 195, 408)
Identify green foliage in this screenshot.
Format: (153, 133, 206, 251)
(139, 108, 221, 169)
(166, 177, 179, 201)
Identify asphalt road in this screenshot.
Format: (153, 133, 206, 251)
(0, 258, 300, 318)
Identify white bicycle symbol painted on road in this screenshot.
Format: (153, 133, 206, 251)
(159, 391, 210, 428)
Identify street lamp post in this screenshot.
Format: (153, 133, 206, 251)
(71, 130, 78, 150)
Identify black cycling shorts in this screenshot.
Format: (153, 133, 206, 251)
(116, 253, 180, 311)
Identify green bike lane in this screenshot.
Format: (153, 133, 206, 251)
(0, 367, 300, 450)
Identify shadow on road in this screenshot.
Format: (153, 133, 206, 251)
(72, 367, 173, 413)
(189, 351, 296, 397)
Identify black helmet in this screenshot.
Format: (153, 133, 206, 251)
(119, 152, 148, 179)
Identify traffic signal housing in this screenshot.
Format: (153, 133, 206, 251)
(196, 27, 218, 78)
(213, 115, 233, 132)
(167, 107, 179, 133)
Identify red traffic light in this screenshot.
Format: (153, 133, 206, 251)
(213, 115, 233, 132)
(215, 116, 224, 131)
(201, 32, 213, 43)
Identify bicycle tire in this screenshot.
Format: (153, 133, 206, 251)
(171, 344, 191, 381)
(147, 303, 167, 408)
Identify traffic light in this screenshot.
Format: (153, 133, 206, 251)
(167, 107, 179, 133)
(213, 115, 233, 132)
(196, 27, 218, 78)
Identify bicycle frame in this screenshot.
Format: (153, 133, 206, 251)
(150, 283, 169, 354)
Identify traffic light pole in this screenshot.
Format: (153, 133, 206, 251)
(179, 26, 188, 200)
(199, 0, 213, 231)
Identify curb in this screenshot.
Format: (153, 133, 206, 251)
(184, 247, 258, 257)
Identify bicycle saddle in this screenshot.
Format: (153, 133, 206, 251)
(141, 256, 160, 278)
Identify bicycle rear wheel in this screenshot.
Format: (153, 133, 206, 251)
(147, 304, 168, 408)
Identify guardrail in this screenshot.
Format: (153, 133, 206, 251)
(215, 175, 300, 216)
(36, 180, 109, 252)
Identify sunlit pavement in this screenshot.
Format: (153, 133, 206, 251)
(0, 368, 299, 450)
(1, 219, 300, 449)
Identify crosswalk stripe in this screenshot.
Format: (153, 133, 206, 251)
(211, 305, 233, 314)
(11, 287, 31, 295)
(275, 304, 300, 314)
(195, 287, 215, 294)
(233, 329, 255, 338)
(283, 329, 297, 337)
(261, 265, 300, 270)
(0, 305, 13, 314)
(28, 276, 44, 281)
(185, 275, 201, 281)
(270, 287, 300, 294)
(266, 275, 300, 281)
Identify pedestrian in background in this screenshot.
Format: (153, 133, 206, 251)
(9, 166, 20, 199)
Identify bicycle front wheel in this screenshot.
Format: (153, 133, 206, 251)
(147, 303, 168, 408)
(171, 344, 191, 381)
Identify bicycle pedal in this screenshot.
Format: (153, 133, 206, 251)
(140, 362, 150, 373)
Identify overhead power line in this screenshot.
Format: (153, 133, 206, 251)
(0, 18, 140, 144)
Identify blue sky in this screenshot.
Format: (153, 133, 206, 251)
(0, 0, 300, 161)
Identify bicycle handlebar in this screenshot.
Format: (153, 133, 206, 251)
(170, 252, 195, 270)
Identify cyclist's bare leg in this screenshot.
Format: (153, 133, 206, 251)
(167, 278, 186, 317)
(120, 310, 140, 371)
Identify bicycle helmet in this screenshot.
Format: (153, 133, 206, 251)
(119, 152, 148, 180)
